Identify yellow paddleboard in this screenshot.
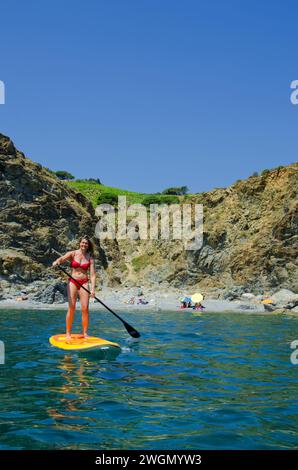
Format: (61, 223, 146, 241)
(49, 334, 120, 351)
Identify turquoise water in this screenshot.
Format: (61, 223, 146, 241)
(0, 308, 297, 450)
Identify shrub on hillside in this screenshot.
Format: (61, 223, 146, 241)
(55, 170, 75, 180)
(76, 178, 101, 184)
(162, 186, 189, 195)
(142, 195, 179, 206)
(97, 193, 118, 206)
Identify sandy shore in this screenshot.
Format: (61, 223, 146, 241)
(1, 285, 297, 314)
(0, 291, 287, 314)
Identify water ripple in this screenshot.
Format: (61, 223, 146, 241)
(0, 309, 297, 449)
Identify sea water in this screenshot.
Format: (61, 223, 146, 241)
(0, 308, 297, 449)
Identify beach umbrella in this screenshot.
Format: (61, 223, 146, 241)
(191, 293, 204, 303)
(179, 296, 191, 303)
(261, 298, 273, 304)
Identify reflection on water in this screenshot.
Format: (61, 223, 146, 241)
(0, 308, 297, 449)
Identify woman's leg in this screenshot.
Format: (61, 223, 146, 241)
(66, 281, 78, 339)
(79, 283, 90, 338)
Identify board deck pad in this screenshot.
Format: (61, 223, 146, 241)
(49, 334, 120, 351)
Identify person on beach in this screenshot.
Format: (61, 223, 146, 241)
(137, 286, 143, 297)
(193, 302, 205, 311)
(179, 297, 192, 309)
(52, 236, 96, 340)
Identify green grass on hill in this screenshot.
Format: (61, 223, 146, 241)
(67, 181, 183, 207)
(61, 163, 298, 208)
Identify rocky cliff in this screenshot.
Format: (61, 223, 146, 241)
(0, 132, 297, 300)
(99, 164, 298, 295)
(0, 133, 106, 299)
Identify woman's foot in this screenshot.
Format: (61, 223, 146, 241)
(66, 333, 72, 341)
(83, 333, 89, 339)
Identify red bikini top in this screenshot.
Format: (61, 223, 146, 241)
(70, 257, 91, 271)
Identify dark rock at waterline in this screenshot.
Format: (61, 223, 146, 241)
(286, 300, 298, 309)
(263, 303, 276, 312)
(32, 281, 67, 304)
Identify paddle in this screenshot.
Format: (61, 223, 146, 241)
(51, 248, 141, 338)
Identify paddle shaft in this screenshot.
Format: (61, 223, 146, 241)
(51, 248, 140, 338)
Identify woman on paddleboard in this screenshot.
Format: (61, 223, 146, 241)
(52, 236, 96, 340)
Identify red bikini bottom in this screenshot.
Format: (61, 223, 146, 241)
(68, 277, 89, 290)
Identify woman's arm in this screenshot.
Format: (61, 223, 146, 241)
(90, 258, 96, 297)
(52, 251, 74, 267)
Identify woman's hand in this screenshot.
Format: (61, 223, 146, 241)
(52, 260, 60, 267)
(91, 289, 95, 298)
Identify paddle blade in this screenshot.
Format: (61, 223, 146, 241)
(123, 321, 141, 338)
(93, 295, 141, 338)
(54, 267, 142, 339)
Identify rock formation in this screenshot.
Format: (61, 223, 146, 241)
(99, 164, 298, 295)
(0, 132, 297, 301)
(0, 133, 101, 292)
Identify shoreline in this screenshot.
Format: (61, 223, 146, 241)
(1, 283, 297, 315)
(0, 296, 297, 315)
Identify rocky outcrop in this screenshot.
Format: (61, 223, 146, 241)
(32, 281, 67, 304)
(270, 289, 298, 309)
(0, 133, 101, 295)
(0, 132, 297, 301)
(98, 163, 298, 295)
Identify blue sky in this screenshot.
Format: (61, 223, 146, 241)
(0, 0, 297, 193)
